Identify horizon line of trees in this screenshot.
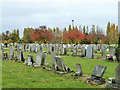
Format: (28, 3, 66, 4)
(1, 22, 119, 45)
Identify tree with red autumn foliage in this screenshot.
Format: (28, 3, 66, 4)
(31, 28, 54, 43)
(63, 29, 86, 44)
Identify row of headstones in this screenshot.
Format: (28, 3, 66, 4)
(2, 46, 72, 73)
(71, 44, 116, 61)
(0, 43, 117, 48)
(1, 43, 117, 61)
(48, 44, 116, 61)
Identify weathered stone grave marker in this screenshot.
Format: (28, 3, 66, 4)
(41, 52, 47, 66)
(85, 46, 94, 59)
(15, 49, 25, 62)
(33, 50, 42, 67)
(27, 55, 35, 66)
(109, 47, 114, 56)
(9, 46, 15, 60)
(51, 46, 56, 69)
(74, 64, 82, 76)
(101, 45, 106, 60)
(55, 56, 73, 74)
(87, 65, 107, 84)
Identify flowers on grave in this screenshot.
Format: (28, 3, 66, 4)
(107, 54, 113, 61)
(98, 58, 103, 60)
(108, 55, 113, 57)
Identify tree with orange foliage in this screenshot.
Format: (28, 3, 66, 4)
(31, 28, 54, 43)
(63, 29, 85, 43)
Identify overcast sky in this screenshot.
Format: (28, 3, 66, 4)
(1, 0, 119, 38)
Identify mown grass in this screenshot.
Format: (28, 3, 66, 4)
(2, 47, 118, 88)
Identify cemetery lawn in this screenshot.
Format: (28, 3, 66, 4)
(2, 47, 118, 88)
(2, 60, 97, 88)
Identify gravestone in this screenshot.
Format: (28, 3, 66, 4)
(9, 46, 15, 60)
(115, 64, 120, 84)
(4, 43, 8, 47)
(85, 46, 93, 59)
(107, 64, 120, 88)
(24, 57, 28, 65)
(71, 51, 77, 57)
(55, 56, 73, 74)
(31, 44, 35, 52)
(74, 64, 82, 76)
(51, 46, 56, 69)
(93, 45, 98, 53)
(60, 45, 64, 55)
(97, 44, 101, 51)
(70, 44, 74, 52)
(33, 50, 42, 67)
(28, 44, 30, 52)
(41, 52, 47, 66)
(40, 45, 43, 52)
(55, 56, 66, 72)
(101, 48, 106, 60)
(64, 47, 69, 56)
(15, 49, 25, 62)
(109, 47, 114, 56)
(27, 55, 35, 66)
(87, 65, 107, 84)
(47, 44, 52, 54)
(55, 45, 59, 55)
(75, 45, 79, 52)
(21, 45, 24, 52)
(16, 44, 20, 51)
(34, 45, 38, 53)
(101, 44, 107, 50)
(81, 46, 86, 57)
(0, 44, 2, 50)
